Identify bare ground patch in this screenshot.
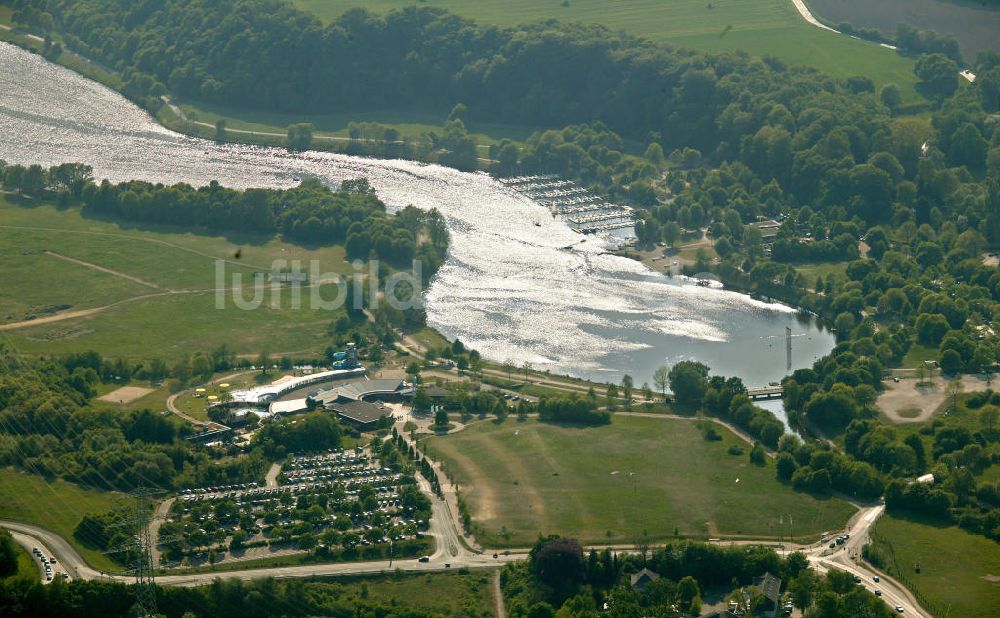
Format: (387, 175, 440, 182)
(878, 374, 995, 424)
(99, 385, 154, 404)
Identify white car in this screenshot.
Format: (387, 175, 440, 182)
(895, 606, 904, 613)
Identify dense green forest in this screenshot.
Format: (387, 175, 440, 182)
(502, 536, 897, 617)
(13, 0, 993, 153)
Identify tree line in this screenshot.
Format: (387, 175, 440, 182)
(0, 161, 449, 278)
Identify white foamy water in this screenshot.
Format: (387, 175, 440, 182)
(0, 42, 834, 387)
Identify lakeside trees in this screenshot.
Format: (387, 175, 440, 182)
(0, 164, 450, 283)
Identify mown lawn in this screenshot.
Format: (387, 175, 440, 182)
(293, 0, 920, 101)
(901, 343, 940, 369)
(794, 261, 848, 284)
(869, 513, 1000, 618)
(423, 416, 854, 547)
(0, 469, 123, 572)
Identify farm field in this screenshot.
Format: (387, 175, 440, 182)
(0, 196, 356, 360)
(806, 0, 1000, 60)
(294, 0, 921, 101)
(422, 416, 855, 547)
(868, 513, 1000, 618)
(0, 469, 123, 572)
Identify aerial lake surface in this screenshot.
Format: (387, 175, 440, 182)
(0, 42, 835, 391)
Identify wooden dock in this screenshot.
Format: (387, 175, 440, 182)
(747, 385, 784, 400)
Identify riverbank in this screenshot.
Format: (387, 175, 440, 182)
(0, 17, 513, 170)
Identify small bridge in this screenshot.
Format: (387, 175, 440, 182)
(747, 385, 784, 400)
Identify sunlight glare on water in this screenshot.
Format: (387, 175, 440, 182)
(0, 42, 835, 387)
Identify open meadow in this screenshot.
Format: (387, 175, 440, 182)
(0, 469, 123, 572)
(0, 195, 355, 361)
(294, 0, 920, 101)
(422, 416, 855, 547)
(868, 513, 1000, 618)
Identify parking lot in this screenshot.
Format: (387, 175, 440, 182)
(159, 446, 432, 567)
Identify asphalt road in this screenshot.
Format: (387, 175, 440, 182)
(0, 467, 930, 617)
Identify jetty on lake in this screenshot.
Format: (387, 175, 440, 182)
(499, 175, 635, 236)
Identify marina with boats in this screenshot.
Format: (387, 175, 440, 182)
(498, 175, 636, 238)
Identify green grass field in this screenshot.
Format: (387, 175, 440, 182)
(0, 196, 357, 360)
(869, 514, 1000, 618)
(0, 469, 123, 572)
(794, 261, 848, 283)
(13, 541, 36, 580)
(294, 0, 920, 101)
(901, 343, 940, 369)
(423, 417, 855, 547)
(326, 570, 494, 616)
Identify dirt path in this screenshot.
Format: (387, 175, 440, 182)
(492, 570, 507, 618)
(0, 291, 175, 331)
(44, 250, 164, 289)
(149, 497, 175, 567)
(162, 96, 496, 156)
(264, 462, 282, 488)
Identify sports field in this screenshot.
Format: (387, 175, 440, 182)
(0, 469, 123, 572)
(294, 0, 920, 101)
(0, 196, 355, 360)
(869, 514, 1000, 618)
(422, 416, 855, 547)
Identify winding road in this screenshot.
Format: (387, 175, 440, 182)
(1, 447, 932, 618)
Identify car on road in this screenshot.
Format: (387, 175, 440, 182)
(874, 590, 882, 597)
(418, 556, 429, 563)
(444, 563, 451, 568)
(873, 575, 880, 582)
(895, 606, 904, 613)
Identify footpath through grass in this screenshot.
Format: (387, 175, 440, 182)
(0, 196, 355, 361)
(868, 513, 1000, 618)
(422, 416, 854, 547)
(0, 469, 123, 572)
(294, 0, 920, 101)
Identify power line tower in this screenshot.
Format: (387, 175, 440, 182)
(111, 487, 163, 618)
(785, 326, 792, 371)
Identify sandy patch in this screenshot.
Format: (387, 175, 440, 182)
(99, 385, 154, 404)
(878, 374, 994, 423)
